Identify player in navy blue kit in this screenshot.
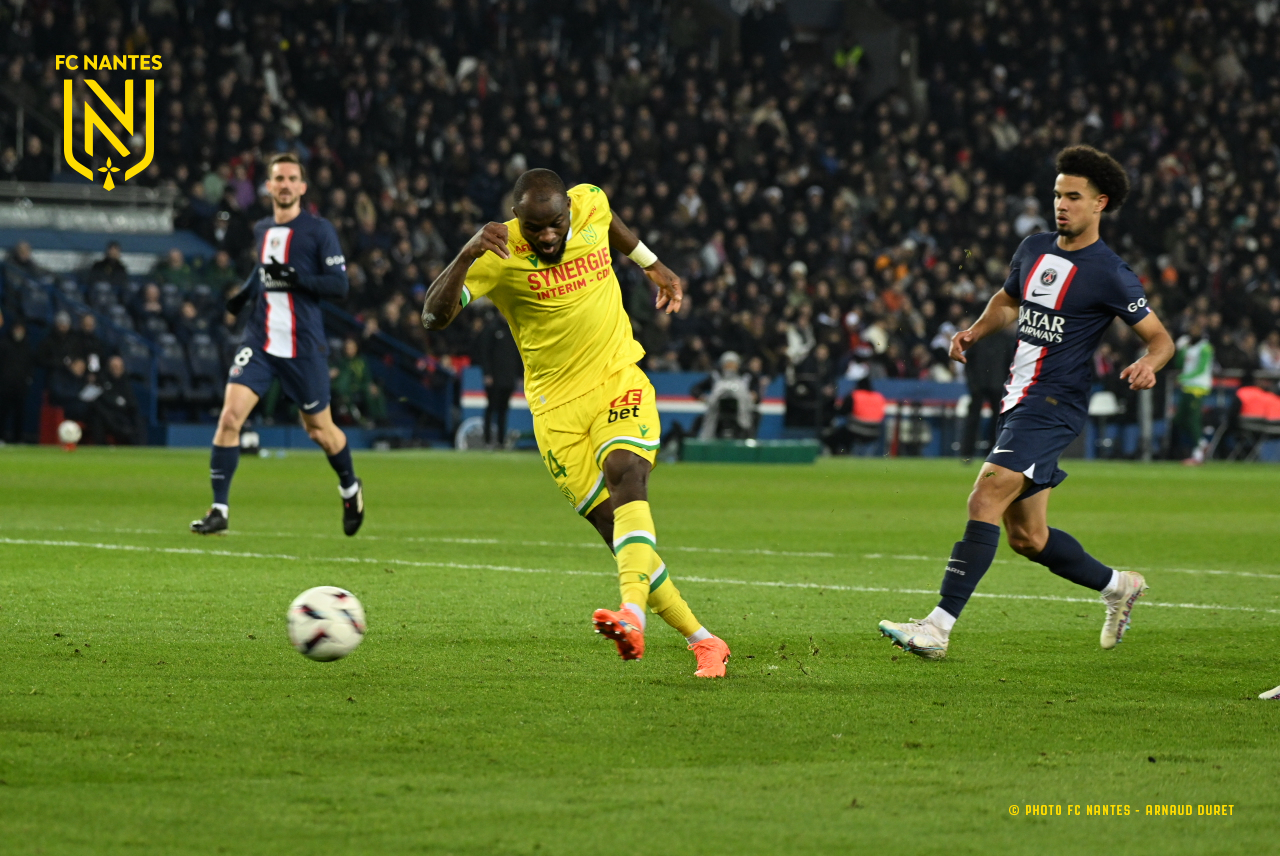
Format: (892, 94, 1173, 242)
(879, 146, 1175, 659)
(191, 153, 365, 536)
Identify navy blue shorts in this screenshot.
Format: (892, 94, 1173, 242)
(986, 400, 1083, 501)
(227, 345, 330, 415)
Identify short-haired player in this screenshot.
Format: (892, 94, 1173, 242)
(423, 169, 731, 677)
(190, 153, 365, 536)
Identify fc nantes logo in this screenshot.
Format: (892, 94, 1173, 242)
(60, 73, 156, 191)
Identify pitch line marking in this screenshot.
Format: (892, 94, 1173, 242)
(2, 537, 1277, 617)
(8, 526, 1277, 578)
(0, 525, 1274, 579)
(0, 525, 837, 559)
(860, 553, 1280, 581)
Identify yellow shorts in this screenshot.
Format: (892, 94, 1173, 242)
(533, 363, 661, 517)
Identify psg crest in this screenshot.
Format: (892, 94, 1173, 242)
(1040, 268, 1058, 285)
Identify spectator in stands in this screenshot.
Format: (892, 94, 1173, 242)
(475, 314, 522, 447)
(0, 147, 18, 182)
(71, 313, 109, 374)
(88, 241, 130, 288)
(173, 300, 212, 346)
(15, 135, 50, 182)
(5, 240, 46, 279)
(1260, 331, 1280, 373)
(47, 357, 92, 422)
(0, 319, 32, 443)
(199, 249, 242, 294)
(330, 337, 387, 428)
(88, 355, 144, 445)
(152, 249, 195, 290)
(36, 311, 77, 371)
(131, 283, 168, 333)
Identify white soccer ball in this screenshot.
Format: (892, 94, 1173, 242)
(57, 420, 82, 445)
(287, 586, 367, 661)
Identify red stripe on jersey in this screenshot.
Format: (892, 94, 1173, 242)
(264, 296, 274, 352)
(288, 293, 297, 357)
(1023, 254, 1046, 298)
(282, 230, 294, 263)
(1053, 265, 1078, 310)
(1017, 348, 1048, 406)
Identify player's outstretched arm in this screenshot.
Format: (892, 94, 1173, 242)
(224, 270, 260, 315)
(1119, 313, 1175, 390)
(608, 213, 682, 314)
(422, 222, 509, 331)
(950, 289, 1019, 363)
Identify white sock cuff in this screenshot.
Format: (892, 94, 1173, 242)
(339, 481, 360, 499)
(212, 503, 229, 517)
(624, 603, 647, 631)
(927, 606, 956, 633)
(686, 627, 712, 644)
(1100, 570, 1121, 597)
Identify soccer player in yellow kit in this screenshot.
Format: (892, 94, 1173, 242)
(422, 169, 731, 677)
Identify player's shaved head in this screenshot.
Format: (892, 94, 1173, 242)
(512, 169, 567, 211)
(512, 169, 571, 264)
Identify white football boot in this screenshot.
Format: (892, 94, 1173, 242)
(878, 617, 949, 660)
(1259, 684, 1280, 701)
(1100, 571, 1147, 649)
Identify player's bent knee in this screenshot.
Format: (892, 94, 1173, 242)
(217, 408, 248, 434)
(1007, 534, 1037, 556)
(1006, 528, 1048, 557)
(602, 450, 649, 495)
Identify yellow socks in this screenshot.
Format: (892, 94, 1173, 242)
(646, 553, 704, 639)
(613, 500, 658, 612)
(612, 500, 707, 640)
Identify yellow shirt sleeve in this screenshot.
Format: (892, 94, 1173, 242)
(571, 184, 613, 236)
(461, 248, 504, 307)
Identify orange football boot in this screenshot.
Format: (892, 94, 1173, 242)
(689, 636, 731, 678)
(592, 606, 645, 660)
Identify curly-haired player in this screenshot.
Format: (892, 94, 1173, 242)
(879, 145, 1176, 659)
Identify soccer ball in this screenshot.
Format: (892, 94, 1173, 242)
(287, 586, 367, 661)
(57, 420, 82, 445)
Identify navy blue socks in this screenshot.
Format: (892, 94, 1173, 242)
(937, 520, 1002, 620)
(1031, 528, 1113, 591)
(210, 444, 240, 507)
(327, 443, 357, 490)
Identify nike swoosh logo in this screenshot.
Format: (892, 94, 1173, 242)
(303, 400, 320, 409)
(1031, 290, 1051, 297)
(991, 447, 1014, 454)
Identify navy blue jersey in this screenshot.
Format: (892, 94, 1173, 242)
(999, 233, 1150, 417)
(242, 210, 348, 359)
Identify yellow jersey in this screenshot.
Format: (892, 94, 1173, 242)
(461, 184, 645, 415)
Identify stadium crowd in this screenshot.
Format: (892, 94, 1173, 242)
(3, 0, 1280, 434)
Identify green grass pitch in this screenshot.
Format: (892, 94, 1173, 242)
(1, 445, 1277, 855)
